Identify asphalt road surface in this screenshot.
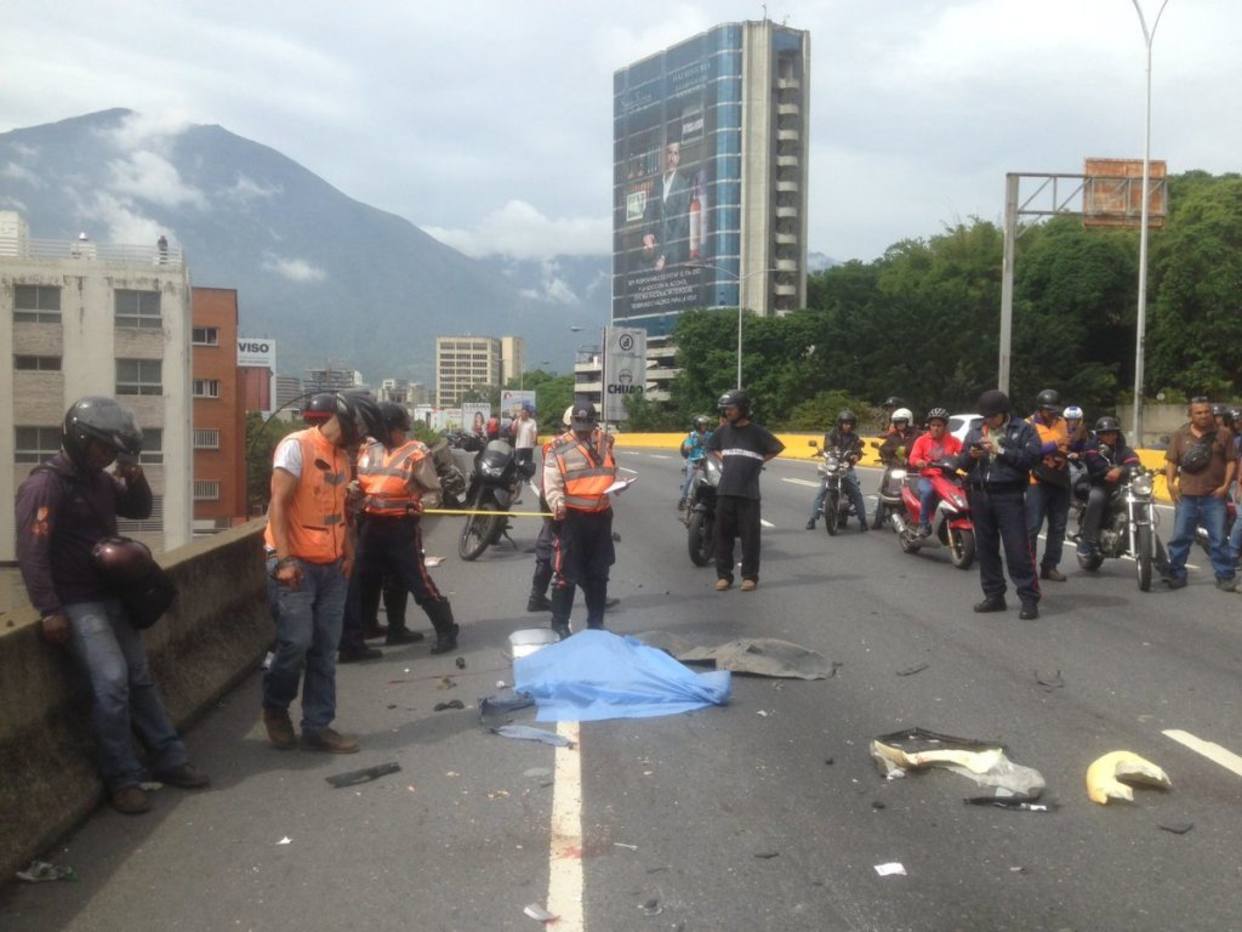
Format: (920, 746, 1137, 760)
(3, 448, 1241, 932)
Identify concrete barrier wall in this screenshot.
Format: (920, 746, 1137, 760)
(0, 520, 271, 883)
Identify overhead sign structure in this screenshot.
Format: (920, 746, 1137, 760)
(237, 338, 277, 369)
(603, 327, 647, 422)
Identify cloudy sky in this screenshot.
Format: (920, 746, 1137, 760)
(2, 0, 1237, 261)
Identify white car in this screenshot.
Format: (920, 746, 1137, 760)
(949, 413, 982, 445)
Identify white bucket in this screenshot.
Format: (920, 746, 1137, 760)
(509, 628, 558, 661)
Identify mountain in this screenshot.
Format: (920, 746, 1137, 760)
(0, 109, 606, 385)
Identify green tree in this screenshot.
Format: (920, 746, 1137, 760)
(245, 412, 300, 514)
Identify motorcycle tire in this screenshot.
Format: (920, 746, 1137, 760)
(948, 528, 975, 570)
(1136, 525, 1154, 592)
(688, 512, 714, 567)
(824, 493, 840, 536)
(458, 500, 500, 561)
(899, 530, 921, 554)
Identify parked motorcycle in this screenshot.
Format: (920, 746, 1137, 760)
(430, 434, 482, 509)
(457, 437, 523, 561)
(684, 456, 722, 567)
(890, 463, 975, 569)
(1071, 463, 1163, 590)
(870, 441, 907, 531)
(809, 440, 860, 536)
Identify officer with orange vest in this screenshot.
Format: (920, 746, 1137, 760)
(1026, 388, 1072, 583)
(544, 401, 617, 640)
(345, 401, 461, 657)
(263, 392, 382, 754)
(527, 405, 576, 613)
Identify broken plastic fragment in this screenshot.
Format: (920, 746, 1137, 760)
(870, 728, 1045, 800)
(896, 662, 928, 677)
(325, 762, 401, 788)
(433, 699, 465, 712)
(874, 862, 906, 877)
(523, 903, 557, 922)
(1085, 751, 1171, 804)
(276, 836, 292, 846)
(493, 724, 573, 747)
(15, 860, 76, 883)
(1158, 821, 1194, 835)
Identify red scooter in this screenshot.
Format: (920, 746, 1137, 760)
(891, 462, 976, 569)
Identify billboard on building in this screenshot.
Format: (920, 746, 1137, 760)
(237, 338, 277, 370)
(500, 390, 537, 417)
(462, 403, 492, 436)
(603, 327, 648, 422)
(613, 26, 744, 331)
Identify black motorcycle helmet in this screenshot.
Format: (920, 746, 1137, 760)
(1035, 389, 1061, 412)
(380, 401, 411, 433)
(62, 396, 143, 471)
(1094, 415, 1122, 433)
(717, 389, 751, 418)
(882, 395, 905, 409)
(92, 536, 158, 584)
(334, 391, 385, 446)
(926, 407, 950, 424)
(977, 389, 1012, 418)
(570, 400, 599, 431)
(693, 415, 710, 431)
(836, 409, 857, 427)
(302, 393, 337, 426)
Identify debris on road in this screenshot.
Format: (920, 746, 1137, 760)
(874, 862, 907, 877)
(634, 632, 836, 680)
(276, 837, 292, 846)
(492, 724, 574, 748)
(455, 657, 467, 669)
(433, 699, 466, 712)
(479, 688, 535, 718)
(437, 676, 457, 690)
(871, 801, 886, 810)
(514, 630, 730, 722)
(871, 727, 1046, 801)
(614, 842, 638, 851)
(639, 897, 663, 917)
(756, 710, 769, 717)
(325, 761, 401, 789)
(754, 851, 780, 859)
(1034, 670, 1065, 692)
(895, 662, 929, 677)
(1158, 821, 1194, 835)
(16, 860, 76, 883)
(523, 903, 558, 923)
(425, 556, 445, 567)
(1086, 751, 1172, 804)
(964, 798, 1057, 813)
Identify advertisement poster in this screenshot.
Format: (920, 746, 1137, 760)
(461, 403, 492, 436)
(500, 390, 537, 417)
(603, 327, 648, 422)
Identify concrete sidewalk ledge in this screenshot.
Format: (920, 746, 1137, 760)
(0, 520, 271, 884)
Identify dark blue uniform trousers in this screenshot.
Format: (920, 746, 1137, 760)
(969, 487, 1040, 606)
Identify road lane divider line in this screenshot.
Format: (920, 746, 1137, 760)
(647, 454, 673, 460)
(781, 477, 820, 488)
(547, 721, 584, 930)
(1163, 729, 1242, 778)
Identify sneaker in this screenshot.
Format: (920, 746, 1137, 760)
(1019, 603, 1040, 620)
(715, 578, 732, 591)
(526, 594, 553, 613)
(430, 624, 460, 655)
(111, 784, 152, 815)
(973, 597, 1007, 613)
(338, 645, 383, 663)
(1041, 566, 1067, 582)
(301, 727, 360, 754)
(263, 708, 298, 750)
(740, 579, 757, 592)
(1165, 575, 1188, 590)
(153, 763, 210, 789)
(384, 628, 425, 646)
(1216, 577, 1238, 593)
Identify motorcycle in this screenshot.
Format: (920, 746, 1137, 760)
(809, 440, 861, 536)
(430, 433, 483, 509)
(869, 441, 907, 531)
(1072, 463, 1163, 591)
(891, 463, 976, 569)
(457, 437, 523, 561)
(684, 456, 721, 567)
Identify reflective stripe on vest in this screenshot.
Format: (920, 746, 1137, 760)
(264, 428, 349, 562)
(554, 434, 616, 513)
(357, 439, 429, 515)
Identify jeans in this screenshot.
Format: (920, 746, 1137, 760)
(810, 470, 867, 526)
(1079, 486, 1113, 549)
(680, 460, 701, 502)
(1231, 512, 1242, 565)
(970, 488, 1039, 605)
(917, 478, 937, 531)
(64, 599, 187, 792)
(1026, 481, 1071, 569)
(1167, 494, 1234, 581)
(262, 556, 348, 733)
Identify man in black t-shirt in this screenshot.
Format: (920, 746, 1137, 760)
(706, 389, 785, 591)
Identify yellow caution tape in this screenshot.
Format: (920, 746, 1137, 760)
(423, 508, 554, 518)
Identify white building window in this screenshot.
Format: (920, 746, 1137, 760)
(117, 359, 162, 396)
(140, 427, 163, 465)
(193, 480, 220, 501)
(13, 285, 62, 323)
(117, 494, 163, 534)
(193, 428, 221, 449)
(115, 289, 162, 329)
(193, 379, 221, 398)
(192, 326, 219, 346)
(15, 426, 60, 464)
(14, 355, 62, 371)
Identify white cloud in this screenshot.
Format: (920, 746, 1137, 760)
(425, 200, 609, 260)
(109, 149, 207, 209)
(2, 161, 42, 187)
(0, 195, 28, 212)
(83, 192, 167, 245)
(263, 255, 326, 283)
(103, 109, 193, 153)
(220, 173, 282, 203)
(11, 142, 38, 160)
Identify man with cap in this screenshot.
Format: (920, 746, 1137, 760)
(1025, 389, 1072, 582)
(543, 400, 617, 639)
(956, 390, 1043, 619)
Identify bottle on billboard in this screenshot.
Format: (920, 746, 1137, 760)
(688, 187, 702, 260)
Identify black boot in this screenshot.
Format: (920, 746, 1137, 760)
(338, 645, 383, 663)
(527, 593, 553, 612)
(583, 579, 608, 630)
(425, 600, 460, 655)
(551, 585, 575, 639)
(973, 596, 1007, 613)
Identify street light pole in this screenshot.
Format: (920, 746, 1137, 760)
(685, 262, 780, 391)
(1130, 0, 1169, 446)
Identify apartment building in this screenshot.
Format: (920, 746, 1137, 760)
(191, 287, 246, 533)
(500, 336, 525, 387)
(435, 336, 501, 408)
(0, 211, 192, 556)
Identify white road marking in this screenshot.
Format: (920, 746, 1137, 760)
(647, 453, 673, 460)
(760, 519, 775, 528)
(782, 477, 820, 488)
(1163, 729, 1242, 778)
(546, 720, 584, 930)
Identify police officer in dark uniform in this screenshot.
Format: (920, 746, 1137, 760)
(956, 389, 1043, 619)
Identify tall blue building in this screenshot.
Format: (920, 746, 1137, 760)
(612, 20, 810, 342)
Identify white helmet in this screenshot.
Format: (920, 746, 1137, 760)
(891, 407, 913, 425)
(562, 405, 575, 428)
(1063, 405, 1084, 421)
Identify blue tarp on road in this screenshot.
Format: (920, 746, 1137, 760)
(513, 630, 732, 722)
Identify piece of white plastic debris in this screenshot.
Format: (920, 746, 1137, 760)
(276, 837, 292, 846)
(614, 842, 638, 850)
(1085, 750, 1172, 804)
(497, 680, 509, 688)
(874, 862, 906, 877)
(756, 710, 769, 717)
(425, 556, 445, 567)
(523, 903, 557, 922)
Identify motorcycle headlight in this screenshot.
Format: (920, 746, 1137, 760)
(890, 469, 907, 481)
(480, 462, 504, 477)
(1130, 473, 1153, 497)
